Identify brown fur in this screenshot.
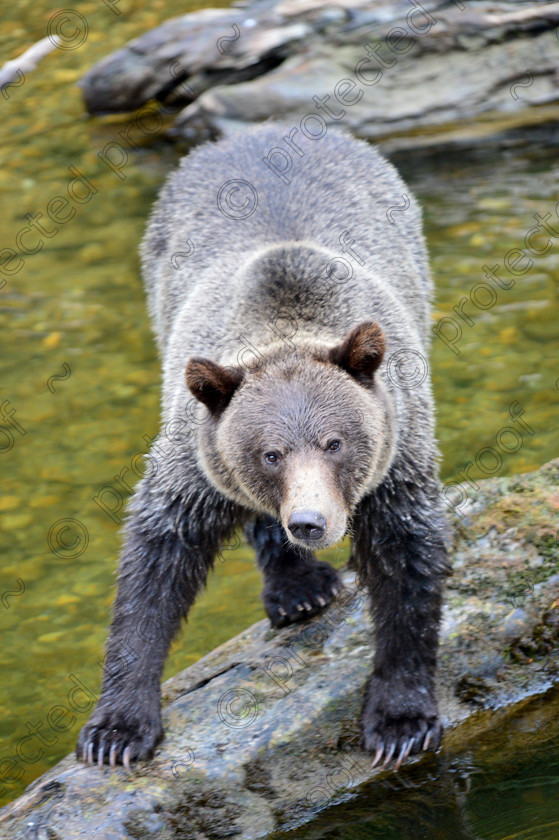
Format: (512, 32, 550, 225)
(77, 124, 449, 772)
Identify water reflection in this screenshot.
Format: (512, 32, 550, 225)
(270, 687, 559, 840)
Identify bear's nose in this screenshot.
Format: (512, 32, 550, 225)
(288, 510, 326, 542)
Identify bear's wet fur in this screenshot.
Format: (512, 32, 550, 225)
(77, 123, 450, 771)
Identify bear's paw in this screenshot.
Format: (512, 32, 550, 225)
(361, 677, 442, 771)
(76, 700, 163, 770)
(262, 557, 342, 628)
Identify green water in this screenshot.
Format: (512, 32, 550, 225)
(0, 0, 558, 829)
(274, 687, 559, 840)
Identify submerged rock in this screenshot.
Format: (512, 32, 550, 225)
(1, 459, 558, 838)
(79, 1, 559, 150)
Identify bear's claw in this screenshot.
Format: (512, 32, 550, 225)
(364, 717, 442, 771)
(80, 738, 131, 771)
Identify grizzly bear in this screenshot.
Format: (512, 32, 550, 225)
(77, 122, 449, 772)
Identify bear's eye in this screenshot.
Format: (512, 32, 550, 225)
(265, 451, 280, 464)
(327, 440, 341, 452)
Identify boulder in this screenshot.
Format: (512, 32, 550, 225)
(79, 1, 559, 150)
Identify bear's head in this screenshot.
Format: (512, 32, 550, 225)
(186, 322, 395, 550)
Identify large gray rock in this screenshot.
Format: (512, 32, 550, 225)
(79, 1, 559, 150)
(1, 459, 559, 838)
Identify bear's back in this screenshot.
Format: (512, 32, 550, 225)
(141, 123, 430, 354)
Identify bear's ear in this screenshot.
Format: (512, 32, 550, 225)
(328, 322, 385, 380)
(185, 358, 244, 415)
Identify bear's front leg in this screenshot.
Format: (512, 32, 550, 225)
(353, 476, 450, 770)
(246, 515, 342, 628)
(77, 475, 241, 769)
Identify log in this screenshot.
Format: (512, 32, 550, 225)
(0, 36, 60, 91)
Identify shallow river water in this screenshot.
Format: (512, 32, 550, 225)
(0, 0, 558, 831)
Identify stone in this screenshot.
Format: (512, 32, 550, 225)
(79, 1, 559, 151)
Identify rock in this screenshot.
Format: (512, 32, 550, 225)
(496, 608, 531, 642)
(79, 1, 559, 150)
(1, 459, 559, 837)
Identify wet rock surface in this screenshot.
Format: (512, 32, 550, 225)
(1, 459, 558, 838)
(79, 1, 559, 150)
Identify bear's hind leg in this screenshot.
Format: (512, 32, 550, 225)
(245, 515, 342, 628)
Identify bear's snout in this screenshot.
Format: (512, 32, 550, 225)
(280, 456, 347, 549)
(287, 510, 326, 543)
